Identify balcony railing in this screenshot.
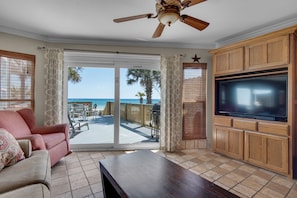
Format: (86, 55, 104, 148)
(68, 101, 158, 127)
(103, 102, 154, 127)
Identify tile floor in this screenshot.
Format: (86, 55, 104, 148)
(51, 149, 297, 198)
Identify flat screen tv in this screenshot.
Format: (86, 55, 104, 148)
(215, 74, 288, 122)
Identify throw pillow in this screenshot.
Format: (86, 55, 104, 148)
(0, 128, 25, 171)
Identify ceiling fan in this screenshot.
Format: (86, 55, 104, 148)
(113, 0, 209, 38)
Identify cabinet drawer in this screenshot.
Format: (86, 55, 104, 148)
(258, 122, 289, 136)
(233, 119, 257, 131)
(213, 116, 232, 127)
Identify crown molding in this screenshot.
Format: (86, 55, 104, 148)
(46, 36, 215, 49)
(215, 14, 297, 48)
(0, 25, 215, 49)
(0, 25, 48, 41)
(2, 14, 297, 50)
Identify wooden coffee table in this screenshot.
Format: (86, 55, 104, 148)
(99, 150, 238, 198)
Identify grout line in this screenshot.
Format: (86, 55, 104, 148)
(65, 152, 75, 198)
(51, 150, 297, 198)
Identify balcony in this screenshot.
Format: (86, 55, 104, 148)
(68, 102, 160, 145)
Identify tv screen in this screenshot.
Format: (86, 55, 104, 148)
(215, 74, 288, 122)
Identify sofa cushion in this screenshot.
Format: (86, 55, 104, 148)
(16, 108, 37, 130)
(0, 150, 51, 194)
(0, 111, 31, 138)
(0, 184, 50, 198)
(0, 128, 25, 171)
(42, 133, 66, 149)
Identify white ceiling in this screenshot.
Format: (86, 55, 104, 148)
(1, 0, 297, 49)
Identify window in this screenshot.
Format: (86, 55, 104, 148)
(0, 50, 35, 110)
(182, 63, 207, 140)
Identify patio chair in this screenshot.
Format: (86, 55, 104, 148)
(68, 114, 89, 134)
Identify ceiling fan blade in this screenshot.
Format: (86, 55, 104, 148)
(182, 0, 207, 8)
(113, 13, 154, 23)
(152, 23, 165, 38)
(180, 15, 209, 31)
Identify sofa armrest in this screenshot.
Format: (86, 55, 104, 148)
(17, 135, 47, 150)
(31, 124, 69, 135)
(17, 139, 32, 158)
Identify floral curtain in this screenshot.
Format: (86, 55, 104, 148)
(160, 55, 183, 152)
(44, 48, 64, 125)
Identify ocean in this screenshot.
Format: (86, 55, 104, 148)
(68, 98, 160, 110)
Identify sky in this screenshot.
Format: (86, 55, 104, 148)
(68, 67, 160, 99)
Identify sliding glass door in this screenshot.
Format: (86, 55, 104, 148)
(68, 67, 115, 146)
(119, 68, 161, 146)
(64, 51, 160, 150)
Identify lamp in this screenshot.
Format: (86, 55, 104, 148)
(158, 8, 180, 26)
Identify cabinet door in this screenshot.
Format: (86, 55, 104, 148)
(244, 131, 266, 166)
(213, 126, 243, 160)
(228, 128, 244, 160)
(213, 126, 228, 154)
(244, 131, 289, 174)
(265, 134, 288, 174)
(214, 48, 244, 75)
(245, 35, 289, 70)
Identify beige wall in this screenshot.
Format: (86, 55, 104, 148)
(0, 32, 213, 148)
(0, 33, 46, 124)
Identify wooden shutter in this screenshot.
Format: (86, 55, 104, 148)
(182, 63, 206, 140)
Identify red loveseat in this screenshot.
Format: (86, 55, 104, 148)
(0, 108, 71, 166)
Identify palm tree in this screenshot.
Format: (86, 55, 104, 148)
(127, 69, 160, 104)
(68, 67, 83, 83)
(135, 92, 145, 104)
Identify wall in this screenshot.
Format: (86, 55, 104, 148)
(0, 33, 46, 124)
(0, 32, 213, 148)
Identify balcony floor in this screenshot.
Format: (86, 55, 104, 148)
(69, 115, 159, 145)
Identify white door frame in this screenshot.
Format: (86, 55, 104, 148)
(64, 51, 160, 150)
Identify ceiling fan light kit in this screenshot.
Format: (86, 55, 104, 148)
(113, 0, 209, 38)
(159, 8, 180, 26)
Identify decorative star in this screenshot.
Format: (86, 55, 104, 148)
(192, 54, 201, 63)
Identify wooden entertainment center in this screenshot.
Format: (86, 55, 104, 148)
(210, 25, 297, 178)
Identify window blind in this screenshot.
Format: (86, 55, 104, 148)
(182, 63, 206, 140)
(0, 50, 35, 110)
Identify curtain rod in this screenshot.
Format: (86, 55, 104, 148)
(38, 46, 161, 56)
(37, 46, 46, 50)
(38, 46, 184, 57)
(63, 48, 161, 56)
